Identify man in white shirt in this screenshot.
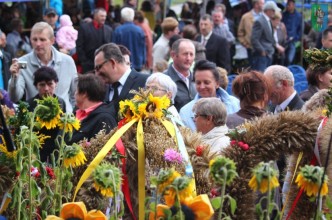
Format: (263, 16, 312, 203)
(152, 17, 179, 67)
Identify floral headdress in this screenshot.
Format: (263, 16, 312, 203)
(303, 48, 332, 70)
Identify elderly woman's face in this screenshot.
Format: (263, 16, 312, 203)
(194, 112, 212, 134)
(195, 70, 219, 98)
(146, 81, 171, 99)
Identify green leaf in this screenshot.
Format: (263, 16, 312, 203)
(228, 196, 237, 215)
(150, 176, 157, 188)
(326, 196, 332, 210)
(211, 197, 221, 210)
(31, 179, 41, 198)
(255, 203, 262, 216)
(149, 202, 156, 211)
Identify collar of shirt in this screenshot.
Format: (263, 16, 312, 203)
(93, 20, 103, 29)
(278, 91, 297, 112)
(172, 64, 190, 87)
(76, 102, 103, 121)
(262, 12, 271, 23)
(252, 10, 262, 21)
(35, 50, 55, 68)
(109, 67, 131, 100)
(203, 31, 213, 43)
(118, 68, 131, 89)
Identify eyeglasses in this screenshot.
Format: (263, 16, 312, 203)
(193, 114, 207, 119)
(94, 60, 109, 72)
(146, 86, 167, 92)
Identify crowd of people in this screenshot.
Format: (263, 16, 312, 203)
(0, 1, 331, 213)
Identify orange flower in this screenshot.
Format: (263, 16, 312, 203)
(183, 194, 214, 220)
(149, 204, 169, 220)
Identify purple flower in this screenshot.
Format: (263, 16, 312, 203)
(164, 148, 183, 164)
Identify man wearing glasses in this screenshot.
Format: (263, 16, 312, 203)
(94, 43, 148, 120)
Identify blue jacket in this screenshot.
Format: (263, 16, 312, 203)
(282, 10, 302, 41)
(112, 22, 146, 70)
(179, 88, 240, 131)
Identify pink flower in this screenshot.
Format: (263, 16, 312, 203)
(164, 148, 183, 164)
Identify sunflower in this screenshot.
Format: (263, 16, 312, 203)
(63, 144, 87, 168)
(148, 94, 171, 110)
(145, 94, 170, 119)
(92, 163, 122, 198)
(119, 100, 138, 121)
(249, 175, 279, 193)
(295, 165, 328, 197)
(156, 168, 181, 194)
(248, 162, 280, 193)
(0, 136, 18, 158)
(164, 177, 195, 206)
(58, 113, 81, 133)
(138, 102, 148, 118)
(35, 96, 63, 130)
(209, 156, 238, 186)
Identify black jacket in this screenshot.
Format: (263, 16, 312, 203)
(105, 69, 148, 120)
(70, 103, 117, 144)
(76, 22, 113, 73)
(196, 33, 231, 72)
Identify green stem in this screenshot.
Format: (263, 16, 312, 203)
(175, 188, 183, 220)
(110, 171, 118, 220)
(17, 180, 22, 220)
(218, 168, 228, 220)
(266, 167, 271, 220)
(154, 184, 158, 220)
(55, 114, 68, 211)
(28, 110, 37, 220)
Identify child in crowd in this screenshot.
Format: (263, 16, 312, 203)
(56, 14, 78, 55)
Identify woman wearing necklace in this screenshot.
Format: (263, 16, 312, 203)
(226, 70, 271, 129)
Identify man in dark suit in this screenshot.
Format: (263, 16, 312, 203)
(76, 8, 113, 73)
(251, 1, 280, 72)
(94, 43, 148, 120)
(164, 39, 197, 111)
(264, 64, 304, 190)
(196, 14, 231, 73)
(264, 65, 304, 113)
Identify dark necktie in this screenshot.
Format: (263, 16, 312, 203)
(112, 81, 121, 101)
(112, 82, 121, 116)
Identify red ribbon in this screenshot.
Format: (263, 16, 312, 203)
(116, 119, 136, 220)
(286, 116, 328, 219)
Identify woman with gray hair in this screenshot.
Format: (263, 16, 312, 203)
(145, 72, 181, 121)
(192, 97, 230, 155)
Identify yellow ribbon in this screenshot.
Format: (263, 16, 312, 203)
(160, 119, 176, 138)
(137, 119, 145, 220)
(72, 119, 138, 201)
(73, 116, 182, 219)
(281, 151, 303, 216)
